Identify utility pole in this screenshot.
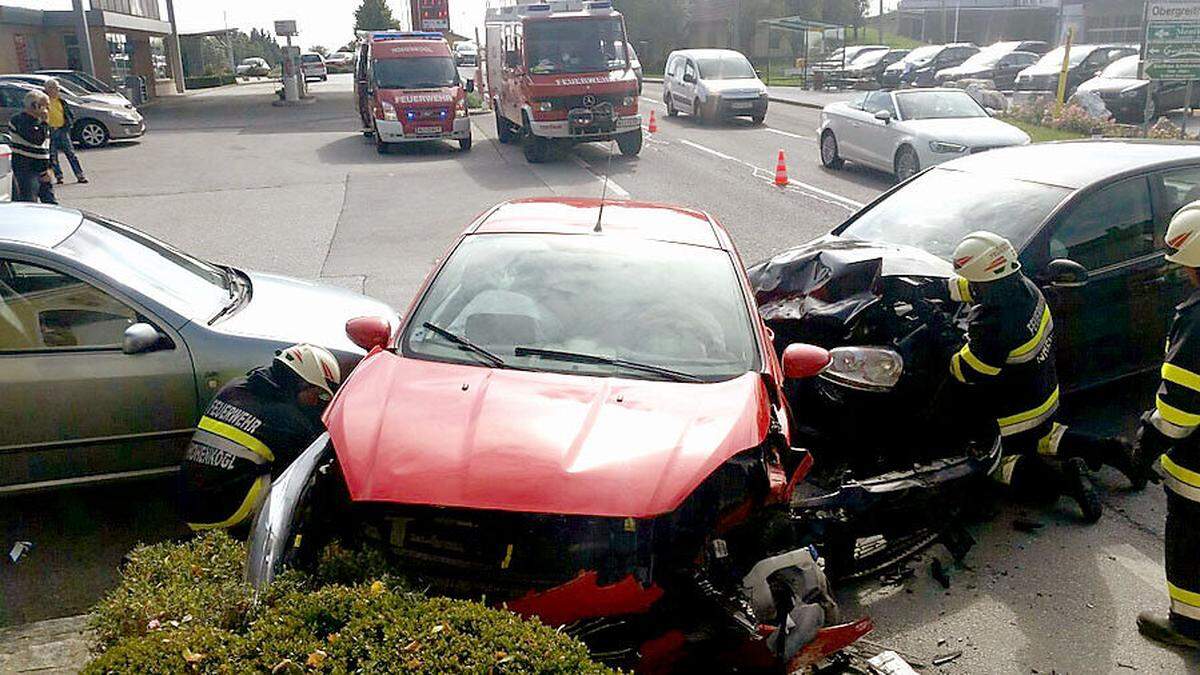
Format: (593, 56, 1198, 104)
(71, 0, 96, 77)
(878, 0, 884, 44)
(730, 0, 741, 51)
(953, 1, 961, 42)
(940, 0, 947, 42)
(165, 0, 186, 92)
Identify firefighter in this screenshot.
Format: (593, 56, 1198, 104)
(1137, 201, 1200, 648)
(180, 344, 341, 534)
(915, 231, 1139, 522)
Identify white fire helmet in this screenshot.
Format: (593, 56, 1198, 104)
(274, 344, 341, 398)
(1166, 201, 1200, 268)
(952, 231, 1021, 283)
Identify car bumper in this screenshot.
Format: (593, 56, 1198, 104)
(529, 113, 641, 139)
(712, 97, 768, 118)
(114, 120, 145, 139)
(375, 117, 471, 142)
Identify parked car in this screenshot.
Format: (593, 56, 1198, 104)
(812, 44, 889, 80)
(1076, 54, 1200, 124)
(819, 88, 1030, 181)
(36, 69, 134, 108)
(235, 57, 271, 78)
(881, 43, 979, 88)
(245, 197, 873, 673)
(830, 48, 909, 88)
(0, 72, 133, 110)
(0, 204, 396, 494)
(663, 48, 768, 123)
(452, 41, 478, 67)
(0, 140, 9, 202)
(0, 80, 144, 149)
(301, 52, 328, 81)
(324, 51, 355, 74)
(935, 49, 1040, 89)
(1014, 43, 1138, 96)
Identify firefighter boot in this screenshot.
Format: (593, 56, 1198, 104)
(1138, 611, 1200, 649)
(1083, 437, 1146, 490)
(1063, 457, 1103, 523)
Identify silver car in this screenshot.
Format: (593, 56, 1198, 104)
(0, 205, 397, 494)
(0, 76, 145, 148)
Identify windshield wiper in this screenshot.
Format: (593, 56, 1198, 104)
(422, 322, 507, 368)
(513, 346, 701, 382)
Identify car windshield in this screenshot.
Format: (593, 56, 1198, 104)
(526, 18, 627, 74)
(1035, 46, 1093, 68)
(902, 45, 941, 65)
(373, 56, 457, 88)
(837, 168, 1071, 259)
(55, 217, 232, 319)
(695, 53, 756, 80)
(895, 90, 987, 120)
(403, 233, 759, 381)
(301, 54, 322, 63)
(1101, 54, 1139, 78)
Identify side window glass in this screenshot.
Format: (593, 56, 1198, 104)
(849, 91, 868, 109)
(1050, 177, 1155, 270)
(863, 91, 895, 116)
(684, 60, 696, 81)
(0, 87, 20, 109)
(0, 261, 137, 351)
(1158, 167, 1200, 241)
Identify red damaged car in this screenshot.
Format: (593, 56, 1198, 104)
(246, 198, 871, 672)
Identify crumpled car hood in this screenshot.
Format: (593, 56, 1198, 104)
(325, 351, 770, 518)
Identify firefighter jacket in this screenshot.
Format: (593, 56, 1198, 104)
(1149, 290, 1200, 489)
(937, 274, 1059, 441)
(180, 363, 325, 531)
(8, 111, 50, 174)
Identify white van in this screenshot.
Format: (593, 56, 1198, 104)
(663, 49, 768, 124)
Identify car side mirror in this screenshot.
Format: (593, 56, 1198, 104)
(346, 315, 392, 351)
(123, 322, 164, 354)
(874, 109, 893, 123)
(465, 79, 475, 93)
(782, 343, 832, 380)
(1044, 258, 1089, 288)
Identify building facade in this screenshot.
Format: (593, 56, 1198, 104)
(896, 0, 1146, 46)
(0, 1, 176, 101)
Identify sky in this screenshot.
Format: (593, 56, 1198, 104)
(8, 1, 490, 52)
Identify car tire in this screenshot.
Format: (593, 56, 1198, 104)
(459, 136, 472, 152)
(522, 113, 550, 163)
(820, 130, 844, 169)
(693, 98, 705, 123)
(894, 145, 920, 182)
(374, 124, 389, 154)
(666, 95, 678, 117)
(616, 127, 642, 157)
(321, 75, 328, 82)
(496, 107, 515, 144)
(751, 113, 766, 125)
(74, 119, 109, 149)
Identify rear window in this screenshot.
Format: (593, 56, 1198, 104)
(302, 54, 323, 63)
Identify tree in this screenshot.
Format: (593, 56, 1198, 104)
(354, 0, 399, 33)
(311, 45, 329, 56)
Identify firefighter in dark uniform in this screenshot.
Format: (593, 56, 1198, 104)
(917, 232, 1139, 523)
(1137, 201, 1200, 648)
(180, 344, 341, 534)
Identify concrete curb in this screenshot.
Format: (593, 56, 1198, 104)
(642, 77, 824, 111)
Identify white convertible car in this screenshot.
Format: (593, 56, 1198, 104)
(819, 88, 1030, 182)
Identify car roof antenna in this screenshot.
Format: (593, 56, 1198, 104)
(594, 139, 616, 233)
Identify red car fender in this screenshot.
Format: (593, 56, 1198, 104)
(505, 571, 664, 627)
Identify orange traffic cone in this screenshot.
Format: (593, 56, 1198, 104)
(648, 109, 658, 134)
(774, 149, 789, 187)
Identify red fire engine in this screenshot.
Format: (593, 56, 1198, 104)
(355, 31, 474, 153)
(485, 1, 642, 163)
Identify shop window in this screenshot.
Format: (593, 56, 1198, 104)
(107, 32, 132, 84)
(150, 37, 169, 79)
(64, 34, 81, 71)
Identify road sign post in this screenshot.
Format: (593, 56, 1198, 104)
(1056, 27, 1073, 107)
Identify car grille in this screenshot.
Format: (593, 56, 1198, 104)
(544, 93, 627, 109)
(411, 108, 449, 120)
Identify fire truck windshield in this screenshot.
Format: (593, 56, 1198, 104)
(526, 18, 628, 75)
(373, 56, 458, 89)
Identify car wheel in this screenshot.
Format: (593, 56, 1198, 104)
(666, 96, 678, 117)
(751, 113, 766, 125)
(459, 136, 472, 152)
(820, 130, 844, 169)
(75, 120, 109, 149)
(522, 113, 550, 163)
(496, 107, 514, 144)
(616, 127, 642, 156)
(374, 123, 389, 154)
(894, 145, 920, 182)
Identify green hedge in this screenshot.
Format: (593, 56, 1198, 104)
(85, 532, 615, 674)
(185, 74, 238, 89)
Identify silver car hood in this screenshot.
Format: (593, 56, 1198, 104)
(897, 116, 1030, 146)
(82, 93, 133, 109)
(213, 271, 396, 353)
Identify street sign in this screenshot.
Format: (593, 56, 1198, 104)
(1146, 0, 1200, 80)
(417, 0, 450, 32)
(274, 20, 298, 37)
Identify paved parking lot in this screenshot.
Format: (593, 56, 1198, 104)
(2, 73, 1198, 673)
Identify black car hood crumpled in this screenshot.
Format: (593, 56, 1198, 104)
(748, 235, 951, 346)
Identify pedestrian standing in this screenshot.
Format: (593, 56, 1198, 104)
(8, 89, 56, 204)
(1137, 201, 1200, 648)
(44, 79, 86, 185)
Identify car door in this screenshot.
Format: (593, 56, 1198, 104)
(0, 256, 198, 491)
(855, 90, 900, 169)
(681, 59, 700, 113)
(1031, 175, 1161, 390)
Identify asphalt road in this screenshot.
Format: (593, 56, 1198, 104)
(2, 73, 1196, 673)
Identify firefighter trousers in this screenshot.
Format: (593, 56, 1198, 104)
(994, 421, 1115, 498)
(1158, 442, 1200, 636)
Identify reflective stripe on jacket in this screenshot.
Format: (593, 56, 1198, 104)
(1150, 291, 1200, 504)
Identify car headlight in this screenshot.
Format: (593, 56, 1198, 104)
(380, 101, 397, 121)
(1119, 86, 1144, 99)
(929, 140, 967, 154)
(456, 98, 468, 118)
(622, 95, 635, 107)
(114, 111, 140, 122)
(819, 346, 903, 391)
(534, 100, 554, 112)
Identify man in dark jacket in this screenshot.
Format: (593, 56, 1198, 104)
(44, 79, 86, 185)
(8, 89, 56, 204)
(180, 344, 342, 534)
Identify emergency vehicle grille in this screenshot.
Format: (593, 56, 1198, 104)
(545, 93, 627, 110)
(411, 108, 450, 120)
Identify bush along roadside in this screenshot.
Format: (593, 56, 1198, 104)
(84, 532, 616, 674)
(1004, 99, 1198, 141)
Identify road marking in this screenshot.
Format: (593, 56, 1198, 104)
(640, 96, 663, 106)
(679, 139, 863, 211)
(766, 127, 815, 142)
(572, 155, 631, 199)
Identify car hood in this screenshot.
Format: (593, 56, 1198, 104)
(748, 235, 951, 343)
(212, 271, 396, 353)
(701, 78, 765, 96)
(939, 65, 988, 78)
(325, 352, 771, 518)
(1019, 63, 1073, 77)
(1077, 77, 1146, 95)
(898, 116, 1030, 145)
(82, 93, 132, 108)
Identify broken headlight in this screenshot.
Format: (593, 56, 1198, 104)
(819, 346, 903, 392)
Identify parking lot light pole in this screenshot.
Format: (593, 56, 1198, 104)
(71, 0, 96, 77)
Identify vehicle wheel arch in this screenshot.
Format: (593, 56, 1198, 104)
(73, 118, 110, 148)
(893, 142, 921, 180)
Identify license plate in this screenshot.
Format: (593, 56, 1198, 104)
(416, 126, 441, 135)
(731, 101, 753, 110)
